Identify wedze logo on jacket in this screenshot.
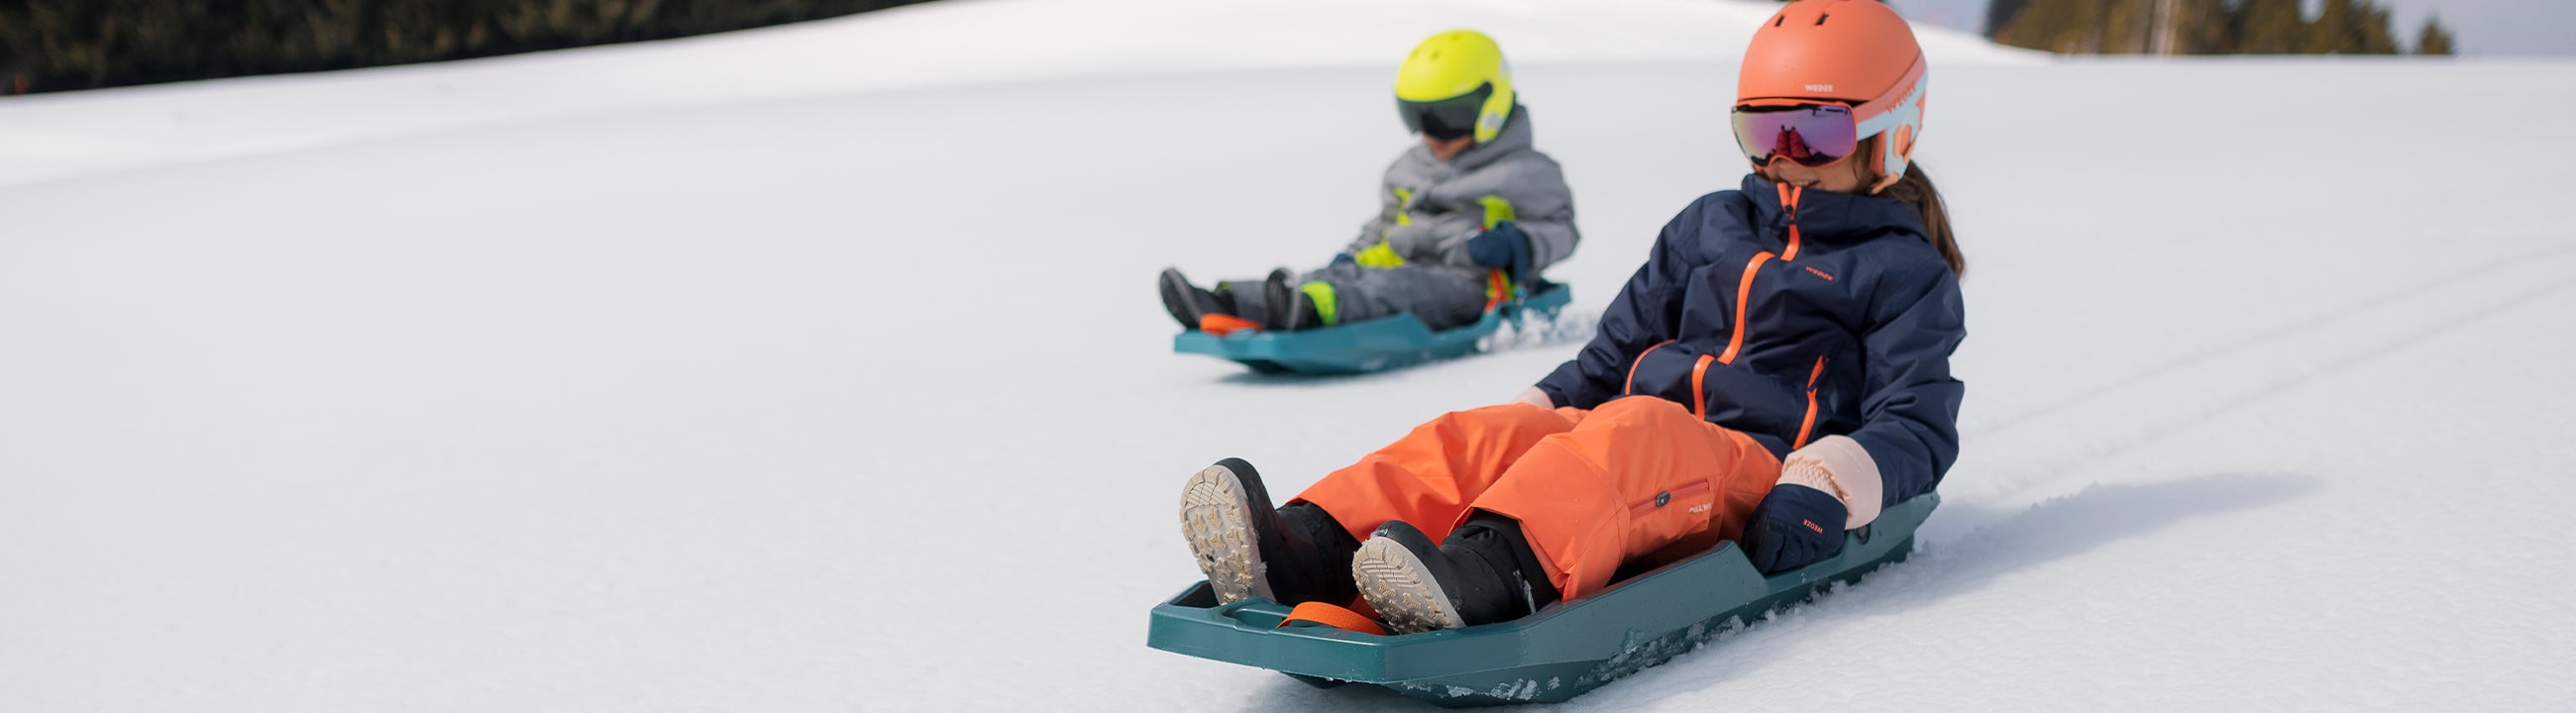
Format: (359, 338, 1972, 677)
(1537, 174, 1966, 507)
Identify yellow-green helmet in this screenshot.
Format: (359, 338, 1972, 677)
(1395, 30, 1515, 144)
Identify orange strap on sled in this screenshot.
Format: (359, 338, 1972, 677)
(1276, 602, 1387, 636)
(1198, 313, 1261, 337)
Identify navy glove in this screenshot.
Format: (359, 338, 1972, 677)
(1465, 221, 1533, 284)
(1331, 253, 1356, 267)
(1739, 484, 1846, 574)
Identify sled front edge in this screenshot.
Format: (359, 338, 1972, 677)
(1147, 494, 1937, 706)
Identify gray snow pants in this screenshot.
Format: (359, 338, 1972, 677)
(1222, 262, 1490, 332)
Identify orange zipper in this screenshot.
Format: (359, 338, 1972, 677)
(1716, 252, 1774, 364)
(1729, 184, 1807, 367)
(1629, 478, 1715, 519)
(1777, 182, 1805, 261)
(1689, 354, 1715, 419)
(1792, 356, 1827, 450)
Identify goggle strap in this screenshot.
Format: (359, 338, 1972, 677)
(1850, 57, 1927, 139)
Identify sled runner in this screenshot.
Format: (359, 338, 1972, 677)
(1172, 283, 1573, 375)
(1146, 494, 1937, 706)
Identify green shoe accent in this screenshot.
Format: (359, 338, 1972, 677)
(1299, 281, 1340, 327)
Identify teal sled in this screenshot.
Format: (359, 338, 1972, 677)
(1172, 284, 1573, 375)
(1147, 494, 1937, 706)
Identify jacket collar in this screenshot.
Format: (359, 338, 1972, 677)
(1740, 173, 1927, 242)
(1417, 105, 1535, 171)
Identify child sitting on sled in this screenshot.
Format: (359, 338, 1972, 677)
(1176, 0, 1967, 635)
(1158, 29, 1578, 334)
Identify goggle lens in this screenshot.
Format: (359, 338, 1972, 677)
(1399, 85, 1492, 141)
(1731, 104, 1858, 168)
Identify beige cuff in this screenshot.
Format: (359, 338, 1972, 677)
(1772, 435, 1885, 529)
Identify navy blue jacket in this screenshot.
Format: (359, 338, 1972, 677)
(1536, 175, 1966, 507)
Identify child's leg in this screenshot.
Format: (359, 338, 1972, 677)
(1291, 403, 1581, 545)
(1296, 263, 1489, 331)
(1466, 396, 1781, 600)
(1212, 271, 1281, 327)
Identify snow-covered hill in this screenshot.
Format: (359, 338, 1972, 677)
(4, 1, 2573, 711)
(0, 0, 2034, 188)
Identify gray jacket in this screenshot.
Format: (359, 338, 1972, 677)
(1343, 105, 1579, 277)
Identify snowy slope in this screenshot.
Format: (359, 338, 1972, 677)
(5, 2, 2576, 711)
(0, 0, 2033, 188)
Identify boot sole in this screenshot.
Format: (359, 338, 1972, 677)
(1352, 537, 1467, 634)
(1263, 269, 1298, 332)
(1158, 270, 1204, 330)
(1180, 463, 1273, 604)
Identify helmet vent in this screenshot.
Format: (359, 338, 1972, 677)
(1772, 16, 1784, 27)
(1816, 13, 1830, 25)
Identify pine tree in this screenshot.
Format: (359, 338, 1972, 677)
(1994, 0, 2103, 53)
(2174, 0, 2234, 53)
(2304, 0, 2352, 53)
(2416, 15, 2455, 54)
(2230, 0, 2308, 54)
(0, 0, 938, 93)
(2353, 2, 2400, 53)
(1986, 0, 2036, 35)
(2305, 0, 2401, 54)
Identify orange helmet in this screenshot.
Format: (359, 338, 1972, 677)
(1737, 0, 1928, 192)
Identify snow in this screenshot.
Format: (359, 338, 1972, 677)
(0, 0, 2035, 188)
(3, 1, 2574, 711)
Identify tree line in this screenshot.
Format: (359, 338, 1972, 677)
(1983, 0, 2454, 54)
(0, 0, 935, 95)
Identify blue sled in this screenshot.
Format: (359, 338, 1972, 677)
(1147, 494, 1937, 707)
(1172, 284, 1573, 375)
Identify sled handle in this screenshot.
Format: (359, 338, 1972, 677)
(1481, 268, 1518, 314)
(1276, 602, 1387, 636)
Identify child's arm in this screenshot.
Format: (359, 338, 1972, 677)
(1531, 198, 1704, 408)
(1502, 159, 1579, 274)
(1343, 173, 1428, 263)
(1846, 262, 1968, 506)
(1393, 159, 1577, 271)
(1743, 257, 1961, 568)
(1343, 197, 1397, 259)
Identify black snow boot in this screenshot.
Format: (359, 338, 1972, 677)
(1284, 291, 1324, 332)
(1262, 268, 1322, 332)
(1351, 513, 1559, 634)
(1179, 458, 1361, 605)
(1158, 267, 1237, 331)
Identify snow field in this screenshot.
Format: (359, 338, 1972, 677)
(4, 2, 2575, 711)
(0, 0, 2035, 188)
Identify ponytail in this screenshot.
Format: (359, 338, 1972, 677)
(1875, 162, 1966, 278)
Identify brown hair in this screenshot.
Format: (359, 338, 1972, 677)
(1874, 162, 1966, 278)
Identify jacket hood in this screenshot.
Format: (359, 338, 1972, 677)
(1740, 173, 1926, 243)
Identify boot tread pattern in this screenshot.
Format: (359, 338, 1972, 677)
(1180, 464, 1271, 604)
(1352, 539, 1466, 634)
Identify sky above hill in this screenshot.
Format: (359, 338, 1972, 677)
(1887, 0, 2576, 54)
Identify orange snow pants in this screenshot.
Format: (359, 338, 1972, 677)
(1291, 397, 1781, 600)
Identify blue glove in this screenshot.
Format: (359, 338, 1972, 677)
(1465, 221, 1533, 284)
(1739, 484, 1845, 574)
(1331, 253, 1356, 267)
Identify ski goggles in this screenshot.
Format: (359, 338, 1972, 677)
(1398, 83, 1493, 141)
(1730, 103, 1858, 168)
